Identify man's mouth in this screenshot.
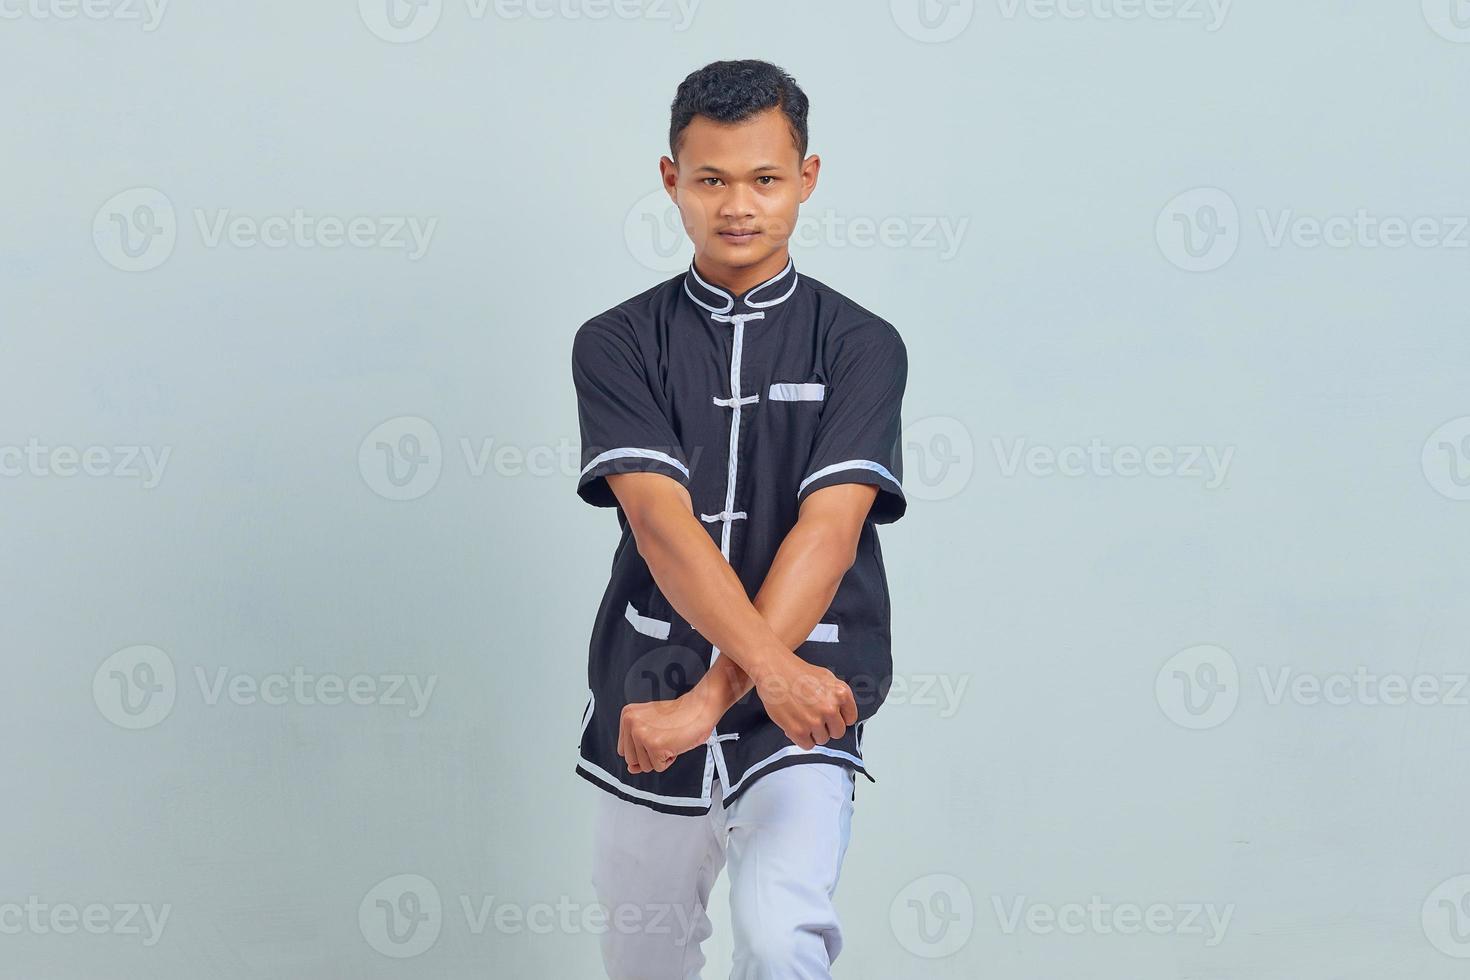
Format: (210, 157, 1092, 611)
(719, 229, 759, 242)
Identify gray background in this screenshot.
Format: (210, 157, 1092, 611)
(4, 1, 1469, 977)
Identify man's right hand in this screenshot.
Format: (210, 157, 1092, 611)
(752, 654, 859, 750)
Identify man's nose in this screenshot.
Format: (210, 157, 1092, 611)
(719, 184, 757, 218)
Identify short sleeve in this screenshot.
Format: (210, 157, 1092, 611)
(572, 318, 691, 508)
(796, 319, 908, 524)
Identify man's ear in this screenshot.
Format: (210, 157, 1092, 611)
(799, 153, 821, 203)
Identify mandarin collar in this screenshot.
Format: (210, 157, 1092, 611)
(682, 255, 799, 317)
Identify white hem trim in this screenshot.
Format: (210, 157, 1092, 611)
(577, 757, 713, 808)
(722, 744, 865, 797)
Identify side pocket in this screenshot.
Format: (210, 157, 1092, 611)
(805, 622, 839, 642)
(624, 600, 672, 640)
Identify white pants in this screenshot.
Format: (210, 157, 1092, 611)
(590, 761, 856, 980)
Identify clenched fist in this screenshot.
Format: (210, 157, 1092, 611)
(754, 657, 858, 750)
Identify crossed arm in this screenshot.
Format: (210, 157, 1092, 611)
(606, 471, 878, 775)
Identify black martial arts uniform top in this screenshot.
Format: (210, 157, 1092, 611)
(572, 255, 908, 816)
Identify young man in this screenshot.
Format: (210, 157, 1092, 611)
(571, 59, 908, 979)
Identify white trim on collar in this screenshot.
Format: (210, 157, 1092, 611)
(683, 256, 799, 315)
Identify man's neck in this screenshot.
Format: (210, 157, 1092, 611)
(692, 250, 791, 299)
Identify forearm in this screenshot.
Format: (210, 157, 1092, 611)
(690, 514, 857, 717)
(629, 501, 792, 686)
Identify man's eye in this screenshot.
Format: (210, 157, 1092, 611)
(757, 176, 776, 185)
(702, 178, 723, 186)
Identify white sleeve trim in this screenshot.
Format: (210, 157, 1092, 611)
(797, 459, 902, 496)
(581, 447, 690, 480)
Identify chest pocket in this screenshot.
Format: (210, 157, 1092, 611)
(768, 381, 825, 402)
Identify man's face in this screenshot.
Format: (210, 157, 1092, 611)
(660, 108, 819, 273)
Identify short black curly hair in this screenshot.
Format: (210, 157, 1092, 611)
(668, 59, 809, 163)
